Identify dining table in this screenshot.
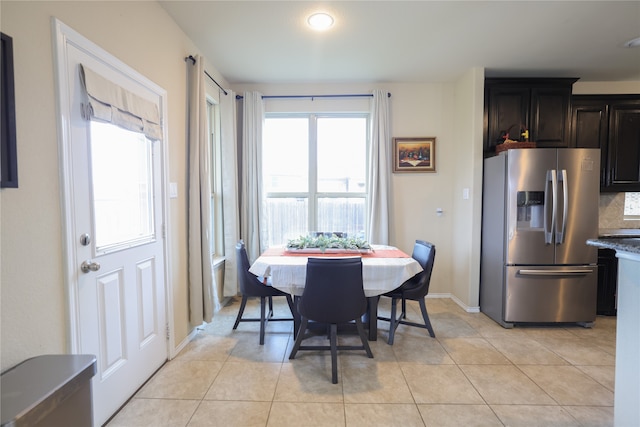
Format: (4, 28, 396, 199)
(249, 244, 423, 340)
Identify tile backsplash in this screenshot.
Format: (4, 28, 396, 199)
(599, 193, 640, 229)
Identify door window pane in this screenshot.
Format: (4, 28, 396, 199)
(90, 122, 154, 252)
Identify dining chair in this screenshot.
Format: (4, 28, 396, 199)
(289, 257, 373, 384)
(233, 241, 295, 345)
(377, 240, 436, 344)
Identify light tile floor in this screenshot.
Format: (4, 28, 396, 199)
(107, 297, 616, 427)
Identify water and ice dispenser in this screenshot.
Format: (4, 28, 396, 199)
(516, 191, 544, 229)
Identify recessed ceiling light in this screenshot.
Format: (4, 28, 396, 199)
(622, 36, 640, 48)
(307, 12, 334, 31)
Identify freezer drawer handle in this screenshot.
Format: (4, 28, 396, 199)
(517, 269, 594, 276)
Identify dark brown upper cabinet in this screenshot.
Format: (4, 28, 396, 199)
(571, 95, 640, 192)
(484, 78, 577, 157)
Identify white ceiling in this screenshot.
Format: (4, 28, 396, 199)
(159, 1, 640, 84)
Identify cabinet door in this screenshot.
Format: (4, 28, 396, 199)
(484, 79, 577, 157)
(531, 87, 573, 148)
(597, 248, 617, 316)
(570, 99, 608, 187)
(604, 104, 640, 191)
(485, 86, 529, 155)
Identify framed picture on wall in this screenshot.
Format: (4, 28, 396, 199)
(392, 137, 436, 173)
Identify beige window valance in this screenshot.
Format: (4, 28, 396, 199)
(79, 64, 162, 141)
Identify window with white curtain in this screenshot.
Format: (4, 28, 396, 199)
(262, 113, 368, 247)
(207, 99, 224, 257)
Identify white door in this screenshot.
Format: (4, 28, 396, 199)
(54, 21, 168, 426)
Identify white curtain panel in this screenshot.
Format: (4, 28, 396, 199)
(187, 54, 217, 324)
(367, 89, 391, 245)
(240, 91, 265, 262)
(219, 89, 240, 297)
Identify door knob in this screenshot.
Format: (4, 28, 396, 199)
(81, 260, 101, 273)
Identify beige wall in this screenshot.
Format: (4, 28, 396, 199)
(573, 81, 640, 95)
(233, 79, 485, 307)
(0, 1, 229, 371)
(451, 68, 485, 308)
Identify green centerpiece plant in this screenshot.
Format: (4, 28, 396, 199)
(286, 234, 371, 253)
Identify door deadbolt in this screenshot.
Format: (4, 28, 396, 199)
(81, 260, 101, 273)
(80, 234, 91, 246)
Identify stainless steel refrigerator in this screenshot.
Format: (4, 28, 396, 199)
(480, 148, 600, 328)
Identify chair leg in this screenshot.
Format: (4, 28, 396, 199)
(292, 296, 301, 339)
(285, 295, 295, 317)
(418, 298, 436, 338)
(233, 295, 248, 330)
(401, 297, 407, 319)
(355, 317, 373, 358)
(388, 297, 400, 345)
(289, 317, 309, 359)
(330, 323, 338, 384)
(367, 296, 379, 341)
(259, 296, 267, 345)
(267, 296, 274, 318)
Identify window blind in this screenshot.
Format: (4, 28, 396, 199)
(79, 64, 162, 141)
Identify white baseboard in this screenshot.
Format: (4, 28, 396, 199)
(169, 327, 199, 360)
(427, 293, 480, 313)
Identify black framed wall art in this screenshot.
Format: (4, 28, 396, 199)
(1, 32, 18, 188)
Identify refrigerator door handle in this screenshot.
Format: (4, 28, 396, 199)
(556, 169, 568, 245)
(544, 170, 556, 244)
(517, 269, 595, 276)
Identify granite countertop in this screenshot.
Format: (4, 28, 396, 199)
(587, 237, 640, 254)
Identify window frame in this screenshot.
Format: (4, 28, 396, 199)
(207, 98, 225, 258)
(263, 112, 369, 240)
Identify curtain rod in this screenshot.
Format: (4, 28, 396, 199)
(185, 55, 228, 96)
(235, 92, 391, 100)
